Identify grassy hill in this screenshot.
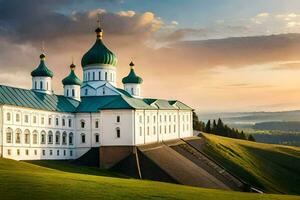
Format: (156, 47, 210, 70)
(0, 158, 299, 200)
(202, 133, 300, 194)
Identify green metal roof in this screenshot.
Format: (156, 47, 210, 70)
(0, 85, 78, 112)
(81, 38, 117, 68)
(31, 54, 54, 77)
(122, 62, 143, 84)
(62, 68, 82, 86)
(0, 85, 192, 113)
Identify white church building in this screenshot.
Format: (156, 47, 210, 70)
(0, 25, 193, 166)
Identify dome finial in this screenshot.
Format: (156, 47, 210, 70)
(40, 41, 46, 61)
(129, 61, 135, 69)
(70, 56, 76, 70)
(95, 13, 103, 39)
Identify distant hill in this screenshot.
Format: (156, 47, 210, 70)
(202, 133, 300, 194)
(254, 121, 300, 131)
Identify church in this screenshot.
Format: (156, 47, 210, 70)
(0, 24, 193, 167)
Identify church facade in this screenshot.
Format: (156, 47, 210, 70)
(0, 25, 193, 162)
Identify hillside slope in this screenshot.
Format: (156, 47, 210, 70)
(0, 158, 299, 200)
(201, 133, 300, 194)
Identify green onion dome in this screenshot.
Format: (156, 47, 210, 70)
(122, 62, 143, 84)
(31, 54, 54, 77)
(81, 27, 117, 68)
(62, 63, 82, 86)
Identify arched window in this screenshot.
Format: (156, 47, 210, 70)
(6, 128, 13, 143)
(95, 133, 99, 143)
(66, 89, 69, 96)
(34, 81, 37, 89)
(105, 72, 108, 80)
(48, 131, 53, 144)
(131, 88, 134, 95)
(117, 116, 120, 123)
(55, 131, 60, 144)
(99, 71, 101, 80)
(62, 118, 66, 126)
(32, 131, 38, 144)
(95, 120, 99, 128)
(81, 133, 86, 143)
(116, 128, 120, 138)
(62, 132, 67, 145)
(24, 129, 30, 144)
(16, 113, 20, 122)
(6, 112, 11, 121)
(69, 132, 74, 145)
(15, 129, 21, 144)
(85, 88, 88, 95)
(88, 72, 90, 80)
(72, 89, 75, 97)
(93, 72, 95, 80)
(80, 120, 85, 128)
(40, 81, 43, 90)
(41, 131, 46, 144)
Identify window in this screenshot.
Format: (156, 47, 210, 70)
(139, 115, 142, 123)
(95, 134, 99, 143)
(48, 131, 53, 144)
(169, 125, 171, 133)
(41, 117, 45, 125)
(40, 81, 43, 89)
(164, 126, 167, 134)
(174, 125, 176, 132)
(7, 149, 11, 156)
(62, 118, 65, 126)
(24, 130, 30, 144)
(72, 89, 75, 97)
(102, 87, 105, 95)
(24, 115, 29, 123)
(69, 133, 74, 145)
(55, 132, 60, 144)
(117, 116, 120, 123)
(85, 88, 88, 95)
(41, 131, 46, 144)
(105, 72, 108, 80)
(153, 127, 156, 135)
(62, 132, 67, 145)
(26, 149, 29, 156)
(34, 150, 37, 155)
(70, 150, 73, 157)
(153, 116, 156, 123)
(6, 128, 12, 143)
(57, 150, 59, 156)
(169, 115, 171, 122)
(131, 88, 134, 94)
(139, 127, 142, 136)
(66, 89, 69, 96)
(116, 128, 120, 138)
(88, 72, 90, 80)
(50, 150, 53, 156)
(33, 116, 37, 123)
(6, 113, 11, 121)
(95, 120, 99, 128)
(81, 133, 86, 143)
(81, 120, 85, 128)
(17, 149, 20, 156)
(56, 118, 59, 126)
(48, 117, 52, 125)
(33, 132, 38, 144)
(42, 150, 45, 156)
(99, 71, 101, 80)
(93, 72, 95, 80)
(164, 115, 167, 122)
(16, 113, 20, 122)
(34, 81, 37, 89)
(15, 129, 21, 144)
(68, 119, 72, 127)
(63, 150, 66, 156)
(47, 82, 49, 90)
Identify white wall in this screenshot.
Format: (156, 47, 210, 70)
(32, 76, 52, 94)
(124, 83, 141, 98)
(64, 85, 81, 101)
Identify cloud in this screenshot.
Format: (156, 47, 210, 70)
(272, 62, 300, 70)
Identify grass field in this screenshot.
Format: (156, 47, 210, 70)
(202, 133, 300, 195)
(0, 158, 299, 200)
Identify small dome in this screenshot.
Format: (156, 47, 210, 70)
(81, 28, 117, 68)
(122, 62, 143, 84)
(62, 63, 82, 86)
(31, 53, 54, 77)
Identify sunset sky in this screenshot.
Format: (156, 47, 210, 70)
(1, 0, 300, 112)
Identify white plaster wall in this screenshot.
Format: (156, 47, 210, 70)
(124, 84, 141, 98)
(64, 85, 81, 101)
(32, 76, 52, 94)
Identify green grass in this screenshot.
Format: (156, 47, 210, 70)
(0, 158, 299, 200)
(202, 133, 300, 195)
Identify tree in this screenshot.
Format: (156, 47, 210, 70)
(248, 134, 256, 142)
(192, 112, 205, 131)
(205, 120, 212, 133)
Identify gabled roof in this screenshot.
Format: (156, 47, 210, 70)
(143, 98, 193, 110)
(0, 85, 78, 112)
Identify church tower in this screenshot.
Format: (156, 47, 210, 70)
(122, 61, 143, 98)
(80, 24, 118, 96)
(62, 63, 82, 101)
(31, 53, 54, 94)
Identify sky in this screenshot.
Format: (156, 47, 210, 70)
(1, 0, 300, 113)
